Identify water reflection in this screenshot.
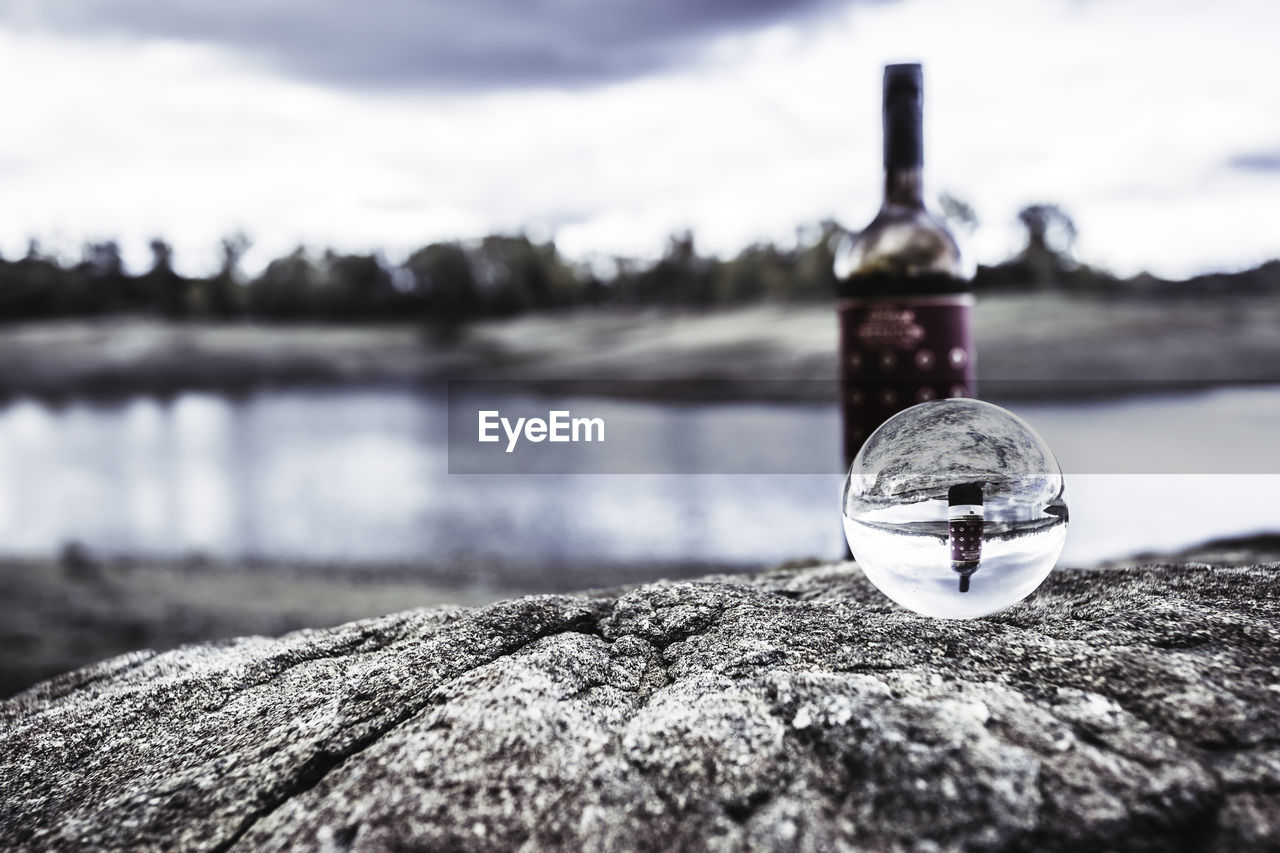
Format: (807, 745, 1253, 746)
(0, 390, 845, 571)
(0, 387, 1278, 575)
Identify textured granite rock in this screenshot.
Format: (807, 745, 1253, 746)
(2, 562, 1278, 852)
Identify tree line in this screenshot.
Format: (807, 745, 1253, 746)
(1, 205, 1275, 325)
(0, 225, 848, 324)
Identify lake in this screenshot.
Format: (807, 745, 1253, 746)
(1, 385, 1277, 587)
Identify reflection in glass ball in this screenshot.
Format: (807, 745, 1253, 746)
(843, 399, 1068, 619)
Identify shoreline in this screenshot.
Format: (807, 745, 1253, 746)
(0, 550, 755, 700)
(2, 293, 1280, 402)
(4, 533, 1278, 700)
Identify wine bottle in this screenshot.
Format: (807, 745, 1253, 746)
(948, 482, 984, 593)
(834, 63, 975, 469)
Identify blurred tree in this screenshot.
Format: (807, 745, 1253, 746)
(939, 193, 979, 234)
(199, 232, 251, 318)
(713, 243, 783, 304)
(635, 231, 712, 307)
(405, 241, 478, 339)
(2, 241, 62, 318)
(468, 234, 580, 315)
(71, 241, 126, 314)
(793, 219, 845, 301)
(83, 241, 124, 278)
(324, 251, 395, 319)
(1015, 203, 1078, 289)
(248, 247, 322, 320)
(143, 238, 188, 318)
(1018, 204, 1076, 258)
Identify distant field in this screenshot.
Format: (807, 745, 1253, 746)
(1, 292, 1279, 399)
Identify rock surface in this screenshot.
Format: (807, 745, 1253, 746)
(2, 561, 1279, 852)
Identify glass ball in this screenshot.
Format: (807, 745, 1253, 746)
(843, 399, 1068, 619)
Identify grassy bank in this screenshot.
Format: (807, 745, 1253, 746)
(2, 292, 1279, 401)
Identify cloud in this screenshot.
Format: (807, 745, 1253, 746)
(0, 0, 848, 91)
(1227, 151, 1280, 172)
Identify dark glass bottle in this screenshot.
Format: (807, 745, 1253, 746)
(948, 482, 984, 593)
(834, 63, 975, 470)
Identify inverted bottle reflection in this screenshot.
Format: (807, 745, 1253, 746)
(948, 483, 984, 593)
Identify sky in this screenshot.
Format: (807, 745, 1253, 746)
(0, 0, 1277, 279)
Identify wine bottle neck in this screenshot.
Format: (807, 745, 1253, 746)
(882, 70, 922, 168)
(881, 64, 924, 209)
(883, 167, 924, 209)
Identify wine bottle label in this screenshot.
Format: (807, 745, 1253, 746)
(837, 294, 975, 466)
(949, 506, 984, 563)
